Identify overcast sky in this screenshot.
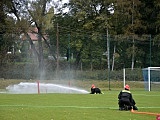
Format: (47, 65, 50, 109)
(54, 0, 69, 13)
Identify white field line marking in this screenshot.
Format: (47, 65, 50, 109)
(106, 92, 160, 97)
(134, 94, 160, 97)
(0, 105, 160, 109)
(0, 105, 114, 109)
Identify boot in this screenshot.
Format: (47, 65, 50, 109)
(133, 105, 138, 110)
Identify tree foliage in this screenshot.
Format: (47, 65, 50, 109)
(0, 0, 160, 71)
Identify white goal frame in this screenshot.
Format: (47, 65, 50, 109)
(123, 67, 160, 91)
(142, 67, 160, 91)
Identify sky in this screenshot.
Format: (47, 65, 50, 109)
(54, 0, 69, 13)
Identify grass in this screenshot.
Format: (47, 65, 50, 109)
(0, 91, 160, 120)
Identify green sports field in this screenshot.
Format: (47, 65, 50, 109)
(0, 91, 160, 120)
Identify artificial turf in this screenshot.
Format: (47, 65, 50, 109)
(0, 90, 160, 120)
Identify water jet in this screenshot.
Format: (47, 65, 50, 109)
(6, 82, 89, 94)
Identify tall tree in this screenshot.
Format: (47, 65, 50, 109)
(113, 0, 143, 69)
(0, 0, 21, 64)
(0, 0, 7, 64)
(1, 0, 56, 78)
(60, 0, 115, 69)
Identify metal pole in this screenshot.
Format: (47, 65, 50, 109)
(56, 23, 59, 79)
(106, 28, 111, 90)
(68, 34, 70, 62)
(149, 35, 152, 67)
(68, 34, 71, 81)
(37, 80, 40, 94)
(123, 68, 125, 87)
(148, 67, 151, 91)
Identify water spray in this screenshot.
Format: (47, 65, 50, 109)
(6, 82, 89, 94)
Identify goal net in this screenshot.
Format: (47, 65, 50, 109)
(142, 67, 160, 91)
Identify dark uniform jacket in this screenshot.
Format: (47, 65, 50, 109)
(118, 90, 135, 106)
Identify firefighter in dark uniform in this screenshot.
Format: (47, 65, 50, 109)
(90, 84, 103, 94)
(118, 84, 138, 110)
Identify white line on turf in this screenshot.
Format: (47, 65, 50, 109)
(0, 105, 160, 109)
(134, 94, 160, 97)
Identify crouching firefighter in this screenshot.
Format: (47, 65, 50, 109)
(90, 84, 103, 94)
(118, 84, 138, 111)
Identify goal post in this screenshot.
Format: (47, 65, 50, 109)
(123, 68, 143, 90)
(142, 67, 160, 91)
(123, 67, 160, 91)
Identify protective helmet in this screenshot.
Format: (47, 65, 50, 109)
(91, 84, 95, 88)
(124, 84, 130, 90)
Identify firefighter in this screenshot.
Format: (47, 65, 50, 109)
(118, 84, 138, 110)
(90, 84, 103, 94)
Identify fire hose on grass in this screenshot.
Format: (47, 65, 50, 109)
(131, 109, 160, 120)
